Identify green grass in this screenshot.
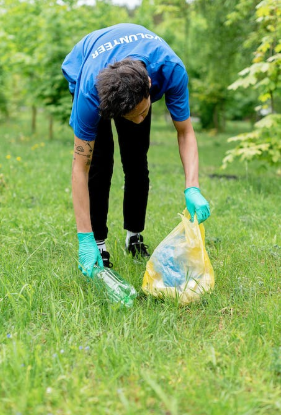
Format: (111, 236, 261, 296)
(0, 110, 280, 415)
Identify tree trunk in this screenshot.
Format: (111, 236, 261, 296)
(213, 105, 219, 131)
(184, 5, 190, 69)
(270, 90, 274, 113)
(49, 114, 53, 140)
(220, 100, 225, 132)
(31, 105, 37, 134)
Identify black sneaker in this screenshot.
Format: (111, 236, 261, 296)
(101, 250, 113, 268)
(126, 234, 150, 258)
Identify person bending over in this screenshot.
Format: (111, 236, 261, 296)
(62, 23, 210, 276)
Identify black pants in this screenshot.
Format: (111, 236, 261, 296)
(88, 107, 151, 241)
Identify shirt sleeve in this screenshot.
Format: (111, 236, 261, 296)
(70, 92, 100, 141)
(165, 64, 190, 122)
(62, 37, 87, 94)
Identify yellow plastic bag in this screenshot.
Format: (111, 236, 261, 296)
(142, 209, 215, 305)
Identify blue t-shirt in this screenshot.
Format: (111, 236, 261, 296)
(62, 23, 190, 141)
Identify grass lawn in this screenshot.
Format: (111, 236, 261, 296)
(0, 110, 281, 415)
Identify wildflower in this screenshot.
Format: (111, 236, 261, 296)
(6, 155, 11, 160)
(79, 346, 83, 350)
(46, 387, 52, 394)
(16, 157, 22, 162)
(7, 334, 12, 338)
(85, 346, 90, 351)
(60, 349, 64, 354)
(52, 353, 57, 358)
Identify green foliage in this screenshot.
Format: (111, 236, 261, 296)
(32, 3, 76, 123)
(223, 0, 281, 168)
(0, 64, 8, 117)
(0, 0, 130, 127)
(225, 90, 258, 122)
(0, 0, 281, 139)
(222, 113, 281, 168)
(133, 0, 256, 129)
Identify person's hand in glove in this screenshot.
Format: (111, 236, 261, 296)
(184, 187, 210, 224)
(78, 232, 103, 277)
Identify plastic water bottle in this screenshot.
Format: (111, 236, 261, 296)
(91, 266, 137, 307)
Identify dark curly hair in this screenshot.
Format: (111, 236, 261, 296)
(96, 59, 150, 119)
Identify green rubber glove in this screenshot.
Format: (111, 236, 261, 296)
(184, 187, 210, 224)
(78, 232, 103, 277)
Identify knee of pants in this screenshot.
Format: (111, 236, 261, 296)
(124, 173, 150, 190)
(89, 158, 114, 179)
(122, 158, 149, 177)
(125, 169, 149, 183)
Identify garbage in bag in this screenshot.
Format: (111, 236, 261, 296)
(142, 209, 215, 305)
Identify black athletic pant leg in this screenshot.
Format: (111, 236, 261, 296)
(88, 117, 114, 241)
(114, 106, 151, 233)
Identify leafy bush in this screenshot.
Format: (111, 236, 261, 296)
(222, 113, 281, 168)
(223, 0, 281, 168)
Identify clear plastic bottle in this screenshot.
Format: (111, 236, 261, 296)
(91, 266, 137, 307)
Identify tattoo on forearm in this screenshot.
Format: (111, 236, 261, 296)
(73, 141, 94, 166)
(86, 142, 93, 152)
(74, 152, 91, 158)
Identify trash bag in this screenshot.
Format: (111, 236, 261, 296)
(142, 209, 215, 305)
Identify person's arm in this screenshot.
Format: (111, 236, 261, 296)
(173, 117, 199, 189)
(72, 135, 103, 275)
(173, 117, 210, 224)
(72, 135, 94, 232)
